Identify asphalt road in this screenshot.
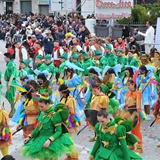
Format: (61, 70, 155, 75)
(0, 40, 159, 160)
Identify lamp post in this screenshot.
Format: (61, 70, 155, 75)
(59, 0, 64, 10)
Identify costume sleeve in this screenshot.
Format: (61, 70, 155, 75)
(67, 97, 76, 114)
(72, 75, 81, 86)
(49, 112, 62, 141)
(136, 92, 142, 109)
(109, 55, 117, 67)
(101, 96, 109, 110)
(117, 125, 130, 160)
(90, 123, 100, 157)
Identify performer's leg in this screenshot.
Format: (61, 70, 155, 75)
(89, 131, 96, 142)
(144, 105, 150, 115)
(1, 146, 9, 156)
(64, 134, 79, 160)
(131, 122, 143, 153)
(9, 86, 16, 118)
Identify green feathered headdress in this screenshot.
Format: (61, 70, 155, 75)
(54, 103, 69, 133)
(101, 83, 115, 98)
(54, 103, 69, 122)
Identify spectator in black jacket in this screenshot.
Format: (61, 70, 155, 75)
(43, 30, 54, 55)
(0, 28, 6, 40)
(129, 36, 140, 52)
(10, 26, 16, 39)
(122, 25, 130, 40)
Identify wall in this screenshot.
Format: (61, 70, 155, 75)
(0, 1, 5, 14)
(13, 0, 20, 13)
(32, 0, 39, 14)
(81, 0, 95, 18)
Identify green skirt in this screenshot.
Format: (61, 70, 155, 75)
(94, 146, 142, 160)
(22, 133, 75, 160)
(108, 98, 119, 114)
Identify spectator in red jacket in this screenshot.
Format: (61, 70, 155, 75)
(114, 37, 126, 51)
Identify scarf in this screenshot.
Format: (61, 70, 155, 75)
(84, 42, 89, 47)
(53, 46, 60, 52)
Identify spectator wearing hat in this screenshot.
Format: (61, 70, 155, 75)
(4, 52, 18, 117)
(116, 49, 127, 78)
(105, 43, 117, 67)
(35, 55, 46, 72)
(93, 50, 107, 70)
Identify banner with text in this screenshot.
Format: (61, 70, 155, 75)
(95, 0, 133, 19)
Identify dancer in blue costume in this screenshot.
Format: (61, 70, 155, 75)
(11, 75, 34, 123)
(136, 65, 158, 120)
(64, 66, 85, 116)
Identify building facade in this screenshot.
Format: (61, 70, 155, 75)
(0, 0, 49, 15)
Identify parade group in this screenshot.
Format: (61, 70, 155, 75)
(0, 14, 160, 160)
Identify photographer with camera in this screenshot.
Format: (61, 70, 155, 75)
(43, 30, 54, 55)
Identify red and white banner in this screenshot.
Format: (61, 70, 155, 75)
(95, 0, 133, 19)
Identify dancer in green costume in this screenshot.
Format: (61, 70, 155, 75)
(22, 95, 75, 160)
(105, 44, 117, 67)
(93, 50, 107, 70)
(116, 49, 127, 78)
(127, 51, 139, 67)
(59, 52, 68, 74)
(89, 109, 142, 160)
(45, 54, 58, 78)
(36, 55, 46, 72)
(70, 52, 82, 75)
(4, 52, 18, 117)
(19, 59, 34, 77)
(81, 51, 96, 76)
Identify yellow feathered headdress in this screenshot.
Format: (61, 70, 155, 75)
(0, 103, 9, 125)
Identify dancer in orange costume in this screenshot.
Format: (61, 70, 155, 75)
(124, 79, 143, 153)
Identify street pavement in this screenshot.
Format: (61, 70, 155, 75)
(0, 40, 159, 160)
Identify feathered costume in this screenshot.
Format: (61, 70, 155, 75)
(0, 108, 12, 156)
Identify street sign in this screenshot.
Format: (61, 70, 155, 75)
(49, 0, 73, 12)
(50, 0, 62, 11)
